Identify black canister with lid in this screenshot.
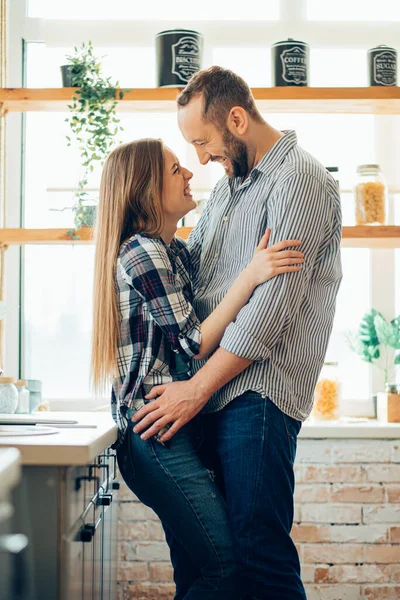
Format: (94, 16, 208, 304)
(156, 29, 203, 88)
(271, 38, 309, 86)
(368, 45, 397, 87)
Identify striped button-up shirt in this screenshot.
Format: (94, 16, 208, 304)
(111, 233, 201, 447)
(188, 130, 343, 422)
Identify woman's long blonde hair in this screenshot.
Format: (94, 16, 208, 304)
(91, 138, 165, 393)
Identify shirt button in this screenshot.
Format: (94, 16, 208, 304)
(215, 252, 219, 259)
(223, 216, 228, 222)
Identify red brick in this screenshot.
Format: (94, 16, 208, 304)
(387, 487, 400, 503)
(303, 465, 363, 483)
(291, 524, 330, 543)
(390, 565, 400, 583)
(295, 484, 330, 502)
(118, 521, 148, 541)
(118, 562, 149, 582)
(391, 527, 400, 543)
(303, 543, 364, 564)
(305, 584, 362, 599)
(124, 583, 176, 600)
(365, 546, 400, 564)
(328, 565, 389, 584)
(331, 485, 385, 503)
(363, 586, 400, 599)
(149, 563, 174, 582)
(315, 567, 329, 583)
(147, 521, 165, 541)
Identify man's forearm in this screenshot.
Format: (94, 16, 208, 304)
(190, 347, 253, 401)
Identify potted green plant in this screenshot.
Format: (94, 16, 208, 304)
(346, 309, 400, 421)
(63, 41, 125, 232)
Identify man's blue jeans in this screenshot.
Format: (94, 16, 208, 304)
(201, 392, 307, 600)
(116, 416, 243, 600)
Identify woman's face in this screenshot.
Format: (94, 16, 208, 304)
(162, 147, 196, 221)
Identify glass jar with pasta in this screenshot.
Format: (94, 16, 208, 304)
(354, 164, 388, 225)
(312, 362, 340, 421)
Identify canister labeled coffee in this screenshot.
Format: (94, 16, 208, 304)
(271, 38, 309, 86)
(368, 45, 397, 87)
(156, 29, 203, 87)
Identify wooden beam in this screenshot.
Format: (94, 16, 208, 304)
(1, 88, 400, 114)
(0, 226, 399, 247)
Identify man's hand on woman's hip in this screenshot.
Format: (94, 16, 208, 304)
(131, 381, 209, 443)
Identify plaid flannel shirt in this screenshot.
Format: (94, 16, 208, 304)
(111, 233, 201, 448)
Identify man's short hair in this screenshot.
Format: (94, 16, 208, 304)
(177, 66, 263, 127)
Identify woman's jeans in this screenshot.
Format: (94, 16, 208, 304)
(116, 416, 242, 600)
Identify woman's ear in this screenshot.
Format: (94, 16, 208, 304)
(227, 106, 249, 136)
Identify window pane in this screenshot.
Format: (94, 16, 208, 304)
(23, 246, 95, 399)
(310, 49, 367, 87)
(307, 0, 400, 21)
(326, 249, 371, 401)
(213, 48, 271, 87)
(28, 0, 279, 20)
(24, 111, 189, 228)
(26, 43, 155, 88)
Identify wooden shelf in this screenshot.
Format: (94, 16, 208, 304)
(0, 227, 399, 248)
(2, 88, 400, 114)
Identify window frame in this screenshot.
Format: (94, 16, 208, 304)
(5, 0, 400, 410)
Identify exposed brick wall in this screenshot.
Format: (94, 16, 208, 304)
(117, 438, 400, 600)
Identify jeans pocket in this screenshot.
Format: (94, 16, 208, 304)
(116, 428, 136, 486)
(281, 412, 301, 464)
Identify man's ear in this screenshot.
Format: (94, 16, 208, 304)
(226, 106, 249, 136)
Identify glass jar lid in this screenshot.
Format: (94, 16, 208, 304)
(356, 164, 381, 174)
(0, 378, 15, 384)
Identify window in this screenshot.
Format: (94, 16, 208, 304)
(307, 0, 400, 21)
(28, 0, 279, 20)
(7, 0, 399, 410)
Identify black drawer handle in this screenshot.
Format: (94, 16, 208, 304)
(80, 514, 102, 542)
(98, 493, 112, 507)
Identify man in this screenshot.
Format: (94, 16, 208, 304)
(133, 66, 342, 599)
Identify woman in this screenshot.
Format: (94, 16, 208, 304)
(91, 139, 304, 599)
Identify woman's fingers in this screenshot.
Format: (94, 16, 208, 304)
(275, 257, 304, 266)
(255, 228, 271, 252)
(276, 266, 302, 274)
(273, 250, 304, 259)
(268, 239, 302, 252)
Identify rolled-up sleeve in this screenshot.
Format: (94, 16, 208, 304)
(220, 172, 337, 361)
(119, 238, 201, 358)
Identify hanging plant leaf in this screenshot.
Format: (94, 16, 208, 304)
(64, 41, 125, 229)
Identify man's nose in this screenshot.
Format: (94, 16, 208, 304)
(196, 146, 210, 166)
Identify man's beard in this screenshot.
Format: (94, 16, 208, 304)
(222, 129, 249, 178)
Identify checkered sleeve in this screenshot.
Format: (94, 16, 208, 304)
(119, 237, 201, 358)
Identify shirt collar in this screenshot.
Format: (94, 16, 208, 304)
(250, 129, 297, 179)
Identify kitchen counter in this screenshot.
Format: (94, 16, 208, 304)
(0, 412, 117, 465)
(300, 417, 400, 438)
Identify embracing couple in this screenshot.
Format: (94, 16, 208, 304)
(92, 66, 342, 600)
